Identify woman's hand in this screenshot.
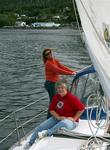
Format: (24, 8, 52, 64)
(59, 116, 66, 120)
(50, 111, 66, 120)
(72, 71, 77, 75)
(67, 117, 75, 122)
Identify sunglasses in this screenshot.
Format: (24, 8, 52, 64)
(44, 51, 51, 56)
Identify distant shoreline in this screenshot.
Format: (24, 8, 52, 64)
(1, 26, 61, 30)
(0, 24, 78, 30)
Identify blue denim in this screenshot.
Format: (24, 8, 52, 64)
(44, 81, 56, 118)
(29, 117, 78, 146)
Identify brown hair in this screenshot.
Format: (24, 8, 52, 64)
(42, 48, 52, 63)
(55, 79, 68, 89)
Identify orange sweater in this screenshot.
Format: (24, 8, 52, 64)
(45, 58, 75, 82)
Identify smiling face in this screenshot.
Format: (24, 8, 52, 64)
(56, 83, 67, 97)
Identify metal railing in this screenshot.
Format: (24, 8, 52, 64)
(0, 96, 48, 149)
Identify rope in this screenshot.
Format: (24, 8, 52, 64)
(72, 0, 85, 44)
(70, 66, 110, 149)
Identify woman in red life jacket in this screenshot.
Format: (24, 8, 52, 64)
(42, 48, 76, 118)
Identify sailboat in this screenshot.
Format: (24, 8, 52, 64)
(1, 0, 110, 149)
(7, 66, 109, 150)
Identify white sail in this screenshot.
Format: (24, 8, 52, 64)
(74, 0, 110, 99)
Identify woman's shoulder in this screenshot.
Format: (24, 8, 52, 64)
(46, 58, 59, 64)
(54, 93, 60, 98)
(67, 91, 73, 96)
(54, 58, 60, 62)
(67, 92, 79, 100)
(52, 94, 60, 102)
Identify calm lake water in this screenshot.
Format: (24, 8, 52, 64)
(0, 28, 91, 149)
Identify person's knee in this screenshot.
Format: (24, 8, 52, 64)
(61, 119, 71, 124)
(60, 119, 74, 129)
(59, 119, 69, 126)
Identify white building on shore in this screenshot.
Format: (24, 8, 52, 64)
(15, 21, 26, 27)
(31, 22, 60, 28)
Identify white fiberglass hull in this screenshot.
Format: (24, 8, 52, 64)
(25, 137, 86, 150)
(10, 119, 108, 150)
(10, 136, 107, 150)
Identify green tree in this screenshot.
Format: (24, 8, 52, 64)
(0, 14, 9, 27)
(0, 14, 16, 27)
(8, 13, 16, 26)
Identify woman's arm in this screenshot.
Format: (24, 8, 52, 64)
(50, 110, 66, 120)
(46, 61, 74, 75)
(67, 110, 84, 122)
(56, 60, 76, 73)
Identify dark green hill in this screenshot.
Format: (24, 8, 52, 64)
(0, 0, 74, 16)
(0, 0, 76, 27)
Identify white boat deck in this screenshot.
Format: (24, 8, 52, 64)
(10, 119, 109, 150)
(70, 119, 106, 136)
(12, 136, 87, 150)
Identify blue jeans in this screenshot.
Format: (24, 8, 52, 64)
(29, 117, 78, 146)
(44, 81, 56, 118)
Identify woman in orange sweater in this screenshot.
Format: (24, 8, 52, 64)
(42, 48, 76, 118)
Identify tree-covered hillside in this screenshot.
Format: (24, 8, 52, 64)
(0, 0, 76, 27)
(0, 0, 73, 14)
